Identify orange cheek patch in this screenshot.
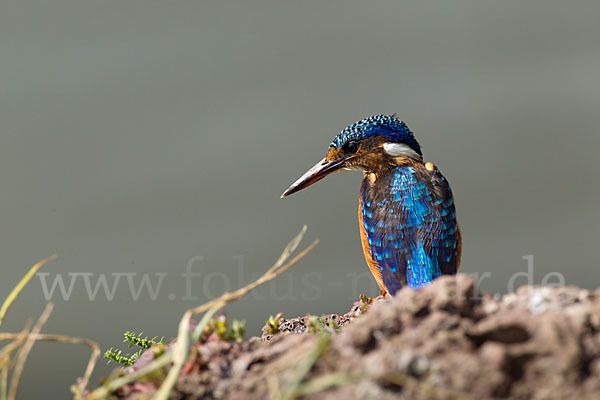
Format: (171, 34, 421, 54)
(425, 162, 435, 171)
(326, 147, 342, 162)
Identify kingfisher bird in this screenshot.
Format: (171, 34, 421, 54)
(281, 115, 461, 296)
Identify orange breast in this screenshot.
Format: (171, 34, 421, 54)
(456, 222, 462, 270)
(358, 194, 388, 296)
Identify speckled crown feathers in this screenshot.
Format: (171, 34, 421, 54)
(329, 114, 422, 156)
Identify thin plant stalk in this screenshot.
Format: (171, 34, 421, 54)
(86, 226, 317, 400)
(0, 255, 56, 329)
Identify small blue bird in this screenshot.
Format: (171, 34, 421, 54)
(281, 115, 461, 296)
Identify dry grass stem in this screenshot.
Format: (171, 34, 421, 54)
(0, 322, 32, 370)
(86, 226, 317, 400)
(0, 255, 56, 329)
(8, 302, 54, 400)
(0, 255, 100, 399)
(152, 226, 317, 400)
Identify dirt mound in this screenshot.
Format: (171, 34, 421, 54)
(114, 274, 600, 399)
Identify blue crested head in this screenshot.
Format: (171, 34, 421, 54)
(281, 114, 424, 198)
(330, 114, 422, 156)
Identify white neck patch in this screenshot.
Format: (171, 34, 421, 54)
(383, 142, 420, 159)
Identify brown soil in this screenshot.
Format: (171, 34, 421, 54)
(112, 274, 600, 399)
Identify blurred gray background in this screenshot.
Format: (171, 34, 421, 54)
(1, 1, 599, 398)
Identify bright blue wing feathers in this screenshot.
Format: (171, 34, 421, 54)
(360, 165, 459, 294)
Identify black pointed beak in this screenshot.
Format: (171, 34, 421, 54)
(281, 156, 348, 198)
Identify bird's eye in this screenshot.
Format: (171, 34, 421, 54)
(342, 140, 359, 154)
